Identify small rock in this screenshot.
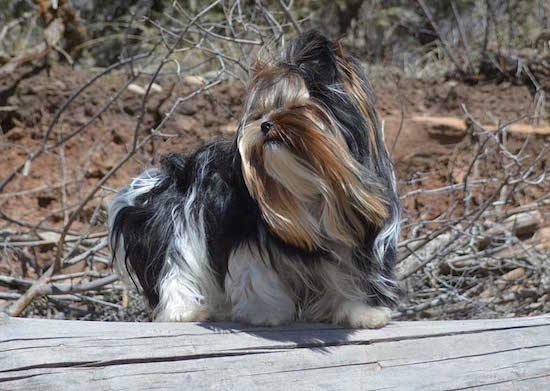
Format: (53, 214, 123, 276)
(128, 84, 146, 95)
(178, 101, 197, 116)
(54, 80, 67, 90)
(501, 267, 525, 281)
(182, 76, 206, 87)
(533, 227, 550, 249)
(150, 83, 163, 93)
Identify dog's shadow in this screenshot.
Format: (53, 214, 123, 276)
(197, 321, 358, 354)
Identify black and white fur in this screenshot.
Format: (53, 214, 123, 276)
(109, 31, 400, 328)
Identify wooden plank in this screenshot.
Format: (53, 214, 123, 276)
(1, 314, 549, 390)
(3, 312, 549, 341)
(3, 329, 549, 390)
(2, 315, 549, 369)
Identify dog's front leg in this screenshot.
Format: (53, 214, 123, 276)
(308, 262, 392, 329)
(225, 243, 295, 326)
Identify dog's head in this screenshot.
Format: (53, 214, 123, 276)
(238, 31, 391, 252)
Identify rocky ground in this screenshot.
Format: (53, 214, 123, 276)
(0, 64, 548, 321)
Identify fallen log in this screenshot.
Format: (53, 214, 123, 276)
(1, 313, 549, 390)
(412, 115, 550, 136)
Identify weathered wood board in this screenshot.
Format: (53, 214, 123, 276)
(1, 313, 549, 390)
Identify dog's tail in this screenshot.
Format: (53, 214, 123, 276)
(108, 168, 166, 306)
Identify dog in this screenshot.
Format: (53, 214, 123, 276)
(108, 31, 400, 328)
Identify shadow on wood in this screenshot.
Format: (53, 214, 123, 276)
(1, 313, 549, 390)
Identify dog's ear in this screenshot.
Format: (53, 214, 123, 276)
(284, 30, 339, 87)
(333, 38, 345, 58)
(332, 38, 390, 164)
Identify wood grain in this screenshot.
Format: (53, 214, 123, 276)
(1, 314, 549, 390)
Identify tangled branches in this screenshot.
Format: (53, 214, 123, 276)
(0, 0, 303, 318)
(396, 112, 549, 320)
(0, 1, 548, 321)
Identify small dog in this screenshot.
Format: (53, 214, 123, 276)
(109, 31, 400, 328)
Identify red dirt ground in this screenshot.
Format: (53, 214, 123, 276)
(1, 65, 547, 263)
(0, 65, 548, 319)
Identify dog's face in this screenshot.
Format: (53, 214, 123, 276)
(238, 33, 389, 252)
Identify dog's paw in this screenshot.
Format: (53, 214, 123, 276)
(233, 310, 292, 327)
(231, 297, 294, 326)
(335, 301, 392, 329)
(154, 305, 209, 322)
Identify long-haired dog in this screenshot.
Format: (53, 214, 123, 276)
(109, 31, 400, 328)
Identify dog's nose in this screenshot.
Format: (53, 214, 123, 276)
(261, 121, 274, 135)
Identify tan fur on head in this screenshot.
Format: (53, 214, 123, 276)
(238, 67, 389, 252)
